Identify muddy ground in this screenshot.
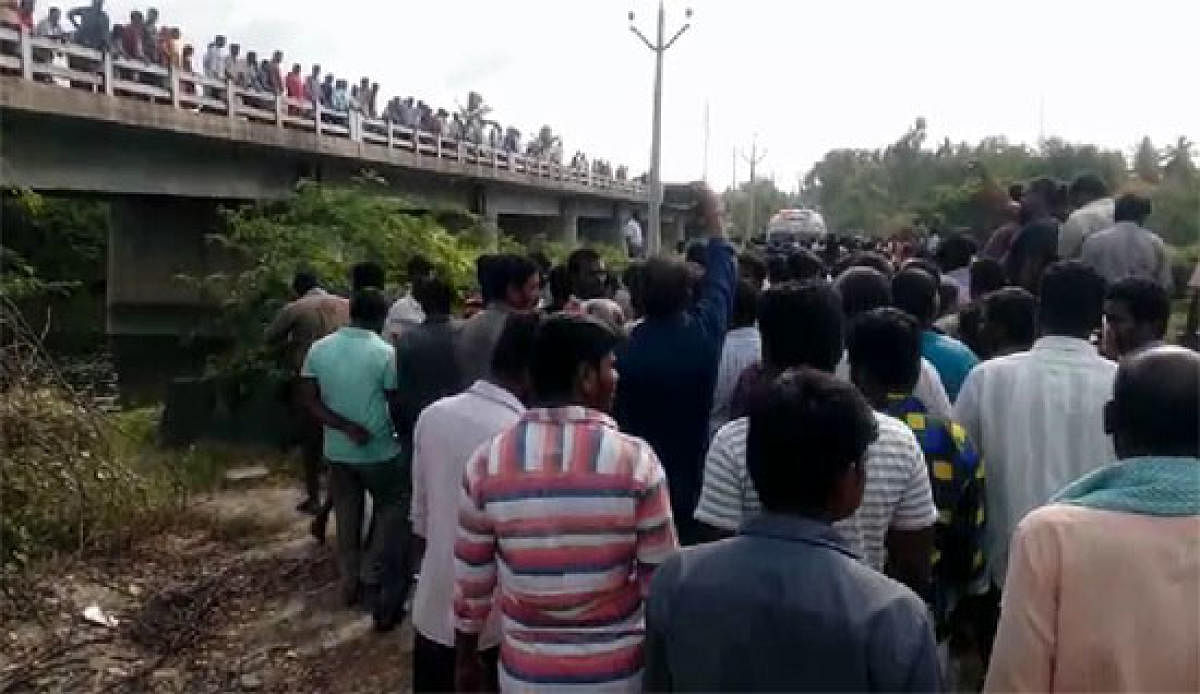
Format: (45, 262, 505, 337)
(1, 483, 414, 693)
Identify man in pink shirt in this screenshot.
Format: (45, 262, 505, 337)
(985, 346, 1200, 692)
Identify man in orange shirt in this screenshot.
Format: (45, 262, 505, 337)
(985, 346, 1200, 692)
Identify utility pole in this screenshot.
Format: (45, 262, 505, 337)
(629, 2, 693, 256)
(740, 136, 766, 240)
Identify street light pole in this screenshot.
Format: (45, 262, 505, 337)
(630, 2, 692, 256)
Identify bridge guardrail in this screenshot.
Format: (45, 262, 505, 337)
(0, 25, 645, 197)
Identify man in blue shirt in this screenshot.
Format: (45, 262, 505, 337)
(646, 368, 940, 691)
(894, 266, 979, 400)
(301, 289, 406, 616)
(615, 189, 736, 545)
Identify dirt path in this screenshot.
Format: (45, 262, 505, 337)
(1, 482, 415, 693)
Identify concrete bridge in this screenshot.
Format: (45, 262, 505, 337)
(0, 26, 699, 348)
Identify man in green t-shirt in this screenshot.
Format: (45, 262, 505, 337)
(301, 289, 406, 616)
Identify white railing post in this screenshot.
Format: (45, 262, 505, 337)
(102, 51, 114, 97)
(386, 122, 394, 150)
(457, 141, 464, 163)
(350, 111, 361, 142)
(435, 132, 442, 159)
(168, 64, 180, 109)
(225, 78, 236, 120)
(313, 100, 322, 136)
(274, 93, 284, 127)
(19, 27, 32, 81)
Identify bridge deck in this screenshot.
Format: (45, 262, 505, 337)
(0, 26, 645, 203)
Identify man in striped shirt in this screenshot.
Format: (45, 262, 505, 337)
(454, 314, 679, 692)
(694, 282, 937, 595)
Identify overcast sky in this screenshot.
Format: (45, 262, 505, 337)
(135, 0, 1197, 191)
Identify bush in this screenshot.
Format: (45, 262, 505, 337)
(0, 390, 183, 570)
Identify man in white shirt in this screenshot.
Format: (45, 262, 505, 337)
(382, 255, 434, 343)
(1058, 173, 1114, 259)
(695, 282, 937, 595)
(1080, 193, 1173, 290)
(34, 7, 65, 37)
(624, 212, 645, 258)
(409, 313, 538, 692)
(202, 35, 225, 79)
(710, 280, 761, 437)
(954, 260, 1116, 591)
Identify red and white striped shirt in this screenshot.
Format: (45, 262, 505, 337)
(454, 406, 678, 692)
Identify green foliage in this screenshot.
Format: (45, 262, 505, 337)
(187, 180, 490, 369)
(0, 189, 108, 300)
(722, 178, 799, 238)
(0, 392, 183, 569)
(797, 118, 1198, 240)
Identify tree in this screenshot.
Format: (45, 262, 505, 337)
(723, 178, 796, 238)
(1162, 136, 1197, 185)
(1134, 136, 1162, 183)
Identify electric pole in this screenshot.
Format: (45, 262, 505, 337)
(628, 3, 694, 257)
(740, 136, 767, 240)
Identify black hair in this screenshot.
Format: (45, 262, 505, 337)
(499, 254, 539, 298)
(547, 264, 571, 307)
(1106, 277, 1170, 338)
(934, 234, 977, 272)
(1069, 173, 1108, 202)
(685, 241, 708, 268)
(847, 307, 922, 394)
(406, 255, 434, 282)
(1111, 349, 1200, 456)
(758, 281, 844, 373)
(491, 312, 541, 382)
(413, 277, 452, 316)
(747, 368, 878, 514)
(787, 248, 827, 283)
(739, 251, 768, 288)
(902, 257, 942, 284)
(766, 254, 791, 284)
(849, 251, 896, 278)
(476, 254, 503, 303)
(349, 288, 389, 326)
(528, 251, 552, 275)
(938, 278, 960, 315)
(530, 314, 620, 403)
(642, 257, 691, 319)
(351, 261, 385, 291)
(982, 287, 1037, 349)
(1039, 261, 1106, 337)
(1114, 193, 1152, 224)
(892, 268, 939, 325)
(621, 262, 647, 316)
(834, 266, 892, 319)
(969, 257, 1007, 298)
(292, 270, 318, 295)
(732, 279, 760, 329)
(567, 247, 602, 279)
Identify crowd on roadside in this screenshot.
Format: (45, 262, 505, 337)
(262, 177, 1199, 692)
(1, 0, 628, 166)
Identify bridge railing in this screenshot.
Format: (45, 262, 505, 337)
(0, 25, 646, 197)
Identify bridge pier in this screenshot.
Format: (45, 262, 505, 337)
(558, 201, 579, 246)
(107, 196, 231, 402)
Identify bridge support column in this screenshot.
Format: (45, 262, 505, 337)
(107, 196, 232, 401)
(559, 200, 579, 246)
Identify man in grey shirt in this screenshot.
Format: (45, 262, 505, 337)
(1080, 193, 1173, 290)
(646, 368, 939, 692)
(455, 254, 541, 384)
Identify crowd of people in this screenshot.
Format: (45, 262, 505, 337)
(262, 178, 1199, 692)
(1, 0, 624, 166)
